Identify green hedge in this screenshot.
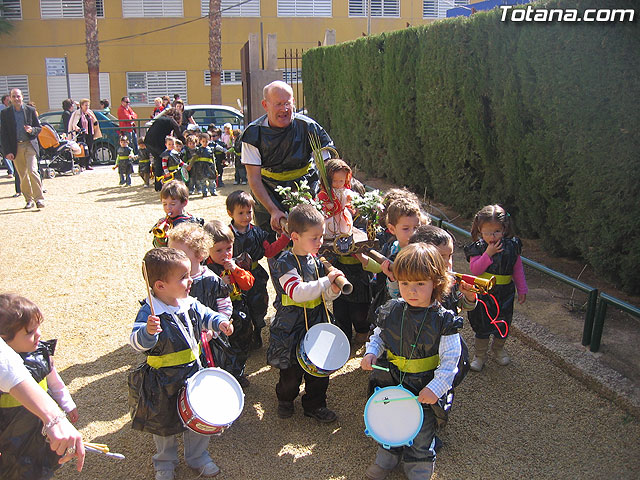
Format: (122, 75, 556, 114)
(303, 0, 640, 293)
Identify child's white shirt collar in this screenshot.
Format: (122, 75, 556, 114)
(147, 294, 194, 316)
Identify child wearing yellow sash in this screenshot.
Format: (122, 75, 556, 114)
(0, 294, 78, 480)
(361, 244, 463, 480)
(267, 204, 344, 423)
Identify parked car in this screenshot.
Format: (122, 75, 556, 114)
(146, 105, 244, 132)
(38, 110, 120, 164)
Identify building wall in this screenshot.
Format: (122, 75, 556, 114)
(0, 0, 456, 116)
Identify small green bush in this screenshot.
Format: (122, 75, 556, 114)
(303, 0, 640, 293)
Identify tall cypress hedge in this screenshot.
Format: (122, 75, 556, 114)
(303, 0, 640, 293)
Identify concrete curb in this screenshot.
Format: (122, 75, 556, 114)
(512, 312, 640, 419)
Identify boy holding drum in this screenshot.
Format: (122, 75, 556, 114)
(360, 243, 463, 480)
(127, 248, 233, 480)
(267, 204, 345, 423)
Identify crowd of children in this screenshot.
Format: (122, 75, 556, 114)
(0, 153, 528, 479)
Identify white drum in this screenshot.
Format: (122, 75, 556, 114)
(364, 385, 424, 449)
(297, 323, 350, 377)
(178, 367, 244, 435)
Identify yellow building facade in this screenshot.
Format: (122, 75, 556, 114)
(0, 0, 471, 117)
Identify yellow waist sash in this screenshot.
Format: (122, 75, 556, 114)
(117, 155, 131, 161)
(281, 294, 322, 309)
(387, 351, 440, 373)
(251, 261, 260, 270)
(479, 272, 512, 285)
(261, 163, 311, 181)
(0, 378, 48, 408)
(147, 346, 200, 369)
(338, 255, 360, 265)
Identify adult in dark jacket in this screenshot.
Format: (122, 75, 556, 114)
(61, 99, 74, 134)
(143, 107, 184, 191)
(0, 89, 44, 209)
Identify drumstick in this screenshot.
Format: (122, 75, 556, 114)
(142, 260, 156, 316)
(373, 395, 419, 404)
(319, 257, 354, 295)
(85, 445, 126, 460)
(371, 364, 390, 372)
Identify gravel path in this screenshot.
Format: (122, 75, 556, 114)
(1, 167, 638, 480)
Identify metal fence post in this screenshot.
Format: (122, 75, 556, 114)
(581, 289, 598, 347)
(590, 297, 607, 353)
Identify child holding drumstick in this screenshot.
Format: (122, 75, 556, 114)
(127, 248, 233, 480)
(361, 243, 463, 480)
(267, 204, 344, 423)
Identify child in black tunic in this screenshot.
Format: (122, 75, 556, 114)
(0, 294, 79, 480)
(464, 204, 528, 371)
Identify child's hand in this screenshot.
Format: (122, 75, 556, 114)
(112, 166, 117, 170)
(518, 293, 527, 304)
(223, 259, 237, 272)
(66, 408, 79, 424)
(203, 329, 214, 342)
(458, 281, 477, 302)
(485, 240, 504, 257)
(327, 268, 345, 293)
(219, 320, 234, 336)
(417, 386, 438, 405)
(187, 164, 192, 171)
(381, 260, 395, 282)
(146, 315, 162, 335)
(361, 353, 377, 371)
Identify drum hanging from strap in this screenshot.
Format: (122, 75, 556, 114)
(296, 323, 350, 377)
(177, 367, 244, 435)
(364, 385, 424, 449)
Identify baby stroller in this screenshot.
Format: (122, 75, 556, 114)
(37, 123, 87, 178)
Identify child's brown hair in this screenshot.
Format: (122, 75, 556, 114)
(386, 198, 421, 227)
(410, 225, 453, 248)
(204, 219, 235, 244)
(143, 247, 189, 289)
(197, 132, 210, 143)
(226, 190, 255, 215)
(470, 204, 515, 241)
(160, 180, 189, 203)
(167, 223, 213, 260)
(0, 294, 44, 342)
(287, 204, 324, 235)
(393, 243, 451, 303)
(325, 159, 352, 188)
(380, 188, 421, 228)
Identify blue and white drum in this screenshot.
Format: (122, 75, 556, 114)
(297, 323, 350, 377)
(364, 385, 424, 449)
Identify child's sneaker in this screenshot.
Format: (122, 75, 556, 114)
(211, 191, 218, 196)
(195, 461, 220, 477)
(277, 401, 294, 418)
(155, 470, 174, 480)
(304, 406, 337, 423)
(203, 191, 208, 197)
(365, 463, 393, 480)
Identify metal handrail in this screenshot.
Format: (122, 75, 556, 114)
(590, 293, 640, 352)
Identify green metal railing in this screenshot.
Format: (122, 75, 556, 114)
(426, 213, 638, 352)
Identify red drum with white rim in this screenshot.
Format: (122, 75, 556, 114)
(177, 367, 244, 435)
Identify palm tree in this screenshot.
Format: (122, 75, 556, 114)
(84, 0, 100, 106)
(208, 0, 222, 104)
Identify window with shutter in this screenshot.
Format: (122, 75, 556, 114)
(0, 75, 29, 102)
(201, 0, 260, 17)
(40, 0, 104, 18)
(0, 0, 22, 19)
(423, 0, 467, 19)
(126, 71, 187, 105)
(348, 0, 399, 18)
(277, 0, 331, 17)
(122, 0, 182, 18)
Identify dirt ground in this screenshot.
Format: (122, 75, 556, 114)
(1, 167, 639, 480)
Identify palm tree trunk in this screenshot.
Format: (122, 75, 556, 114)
(209, 0, 222, 104)
(84, 0, 100, 106)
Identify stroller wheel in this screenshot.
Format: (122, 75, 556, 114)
(72, 165, 81, 175)
(43, 168, 55, 179)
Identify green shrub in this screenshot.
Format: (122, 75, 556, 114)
(303, 0, 640, 293)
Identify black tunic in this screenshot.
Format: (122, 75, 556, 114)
(241, 113, 333, 215)
(266, 251, 332, 370)
(0, 340, 62, 480)
(464, 237, 522, 337)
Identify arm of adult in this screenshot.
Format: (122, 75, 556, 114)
(0, 337, 84, 469)
(9, 378, 85, 470)
(245, 164, 286, 233)
(25, 105, 42, 138)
